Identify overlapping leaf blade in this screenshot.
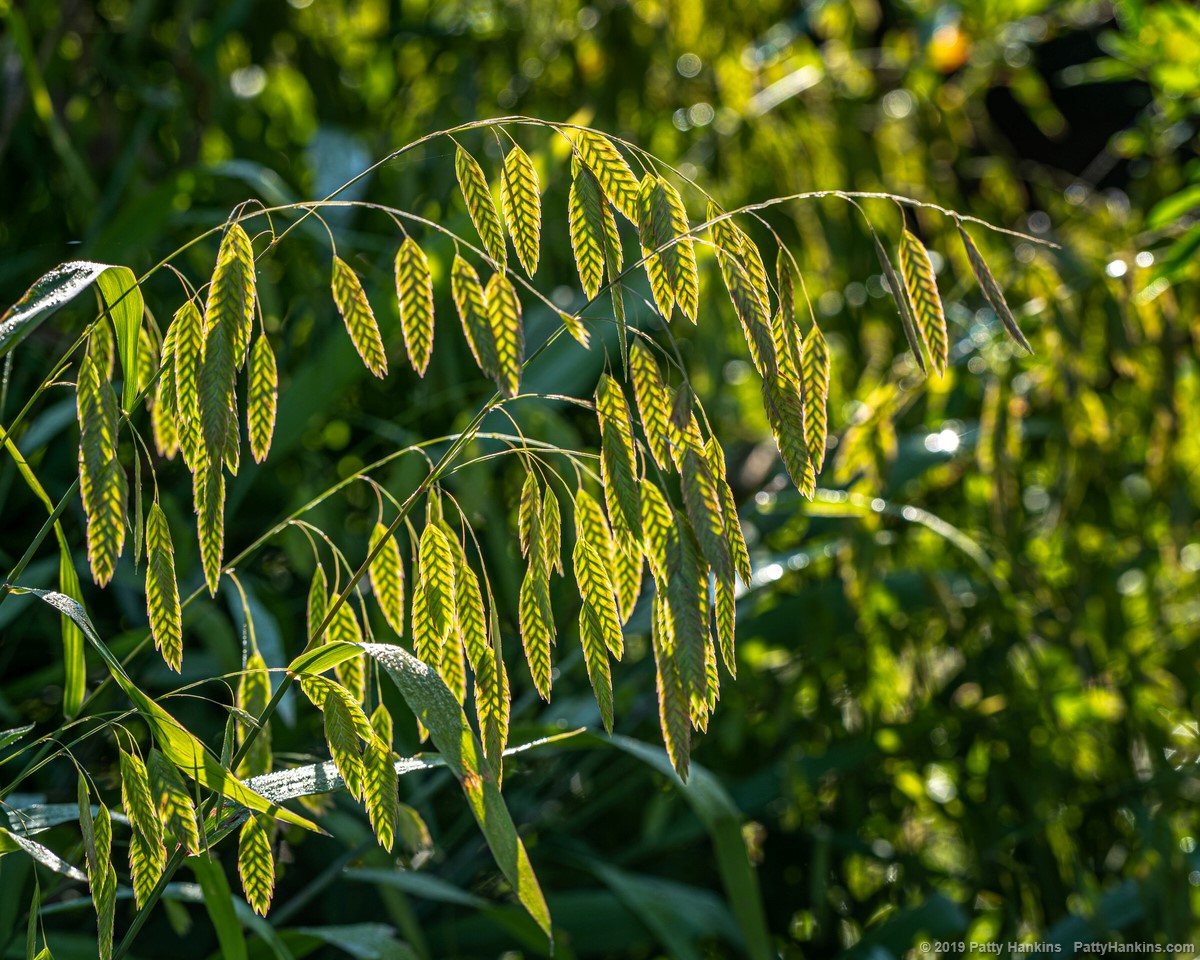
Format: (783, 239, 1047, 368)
(450, 254, 497, 378)
(362, 642, 552, 943)
(572, 128, 641, 223)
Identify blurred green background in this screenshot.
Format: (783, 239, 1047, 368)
(2, 0, 1200, 957)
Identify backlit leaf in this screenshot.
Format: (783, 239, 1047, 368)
(596, 373, 642, 547)
(238, 815, 275, 916)
(146, 501, 183, 672)
(237, 650, 272, 777)
(120, 748, 166, 908)
(396, 237, 435, 376)
(455, 145, 507, 268)
(59, 551, 86, 718)
(629, 340, 672, 469)
(195, 461, 225, 596)
(899, 229, 948, 376)
(636, 177, 676, 319)
(364, 712, 399, 851)
(799, 321, 830, 473)
(519, 565, 554, 700)
(148, 748, 199, 855)
(247, 333, 277, 463)
(483, 271, 524, 400)
(572, 128, 641, 223)
(21, 602, 324, 832)
(369, 522, 406, 637)
(333, 255, 388, 378)
(204, 222, 256, 367)
(362, 642, 551, 942)
(501, 143, 542, 275)
(0, 260, 115, 359)
(95, 265, 144, 413)
(450, 254, 497, 378)
(568, 164, 609, 299)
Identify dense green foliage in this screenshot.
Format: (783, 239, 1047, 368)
(2, 1, 1200, 959)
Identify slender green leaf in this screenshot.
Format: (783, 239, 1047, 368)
(362, 642, 552, 943)
(0, 260, 114, 358)
(189, 854, 249, 960)
(58, 550, 86, 718)
(95, 265, 144, 412)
